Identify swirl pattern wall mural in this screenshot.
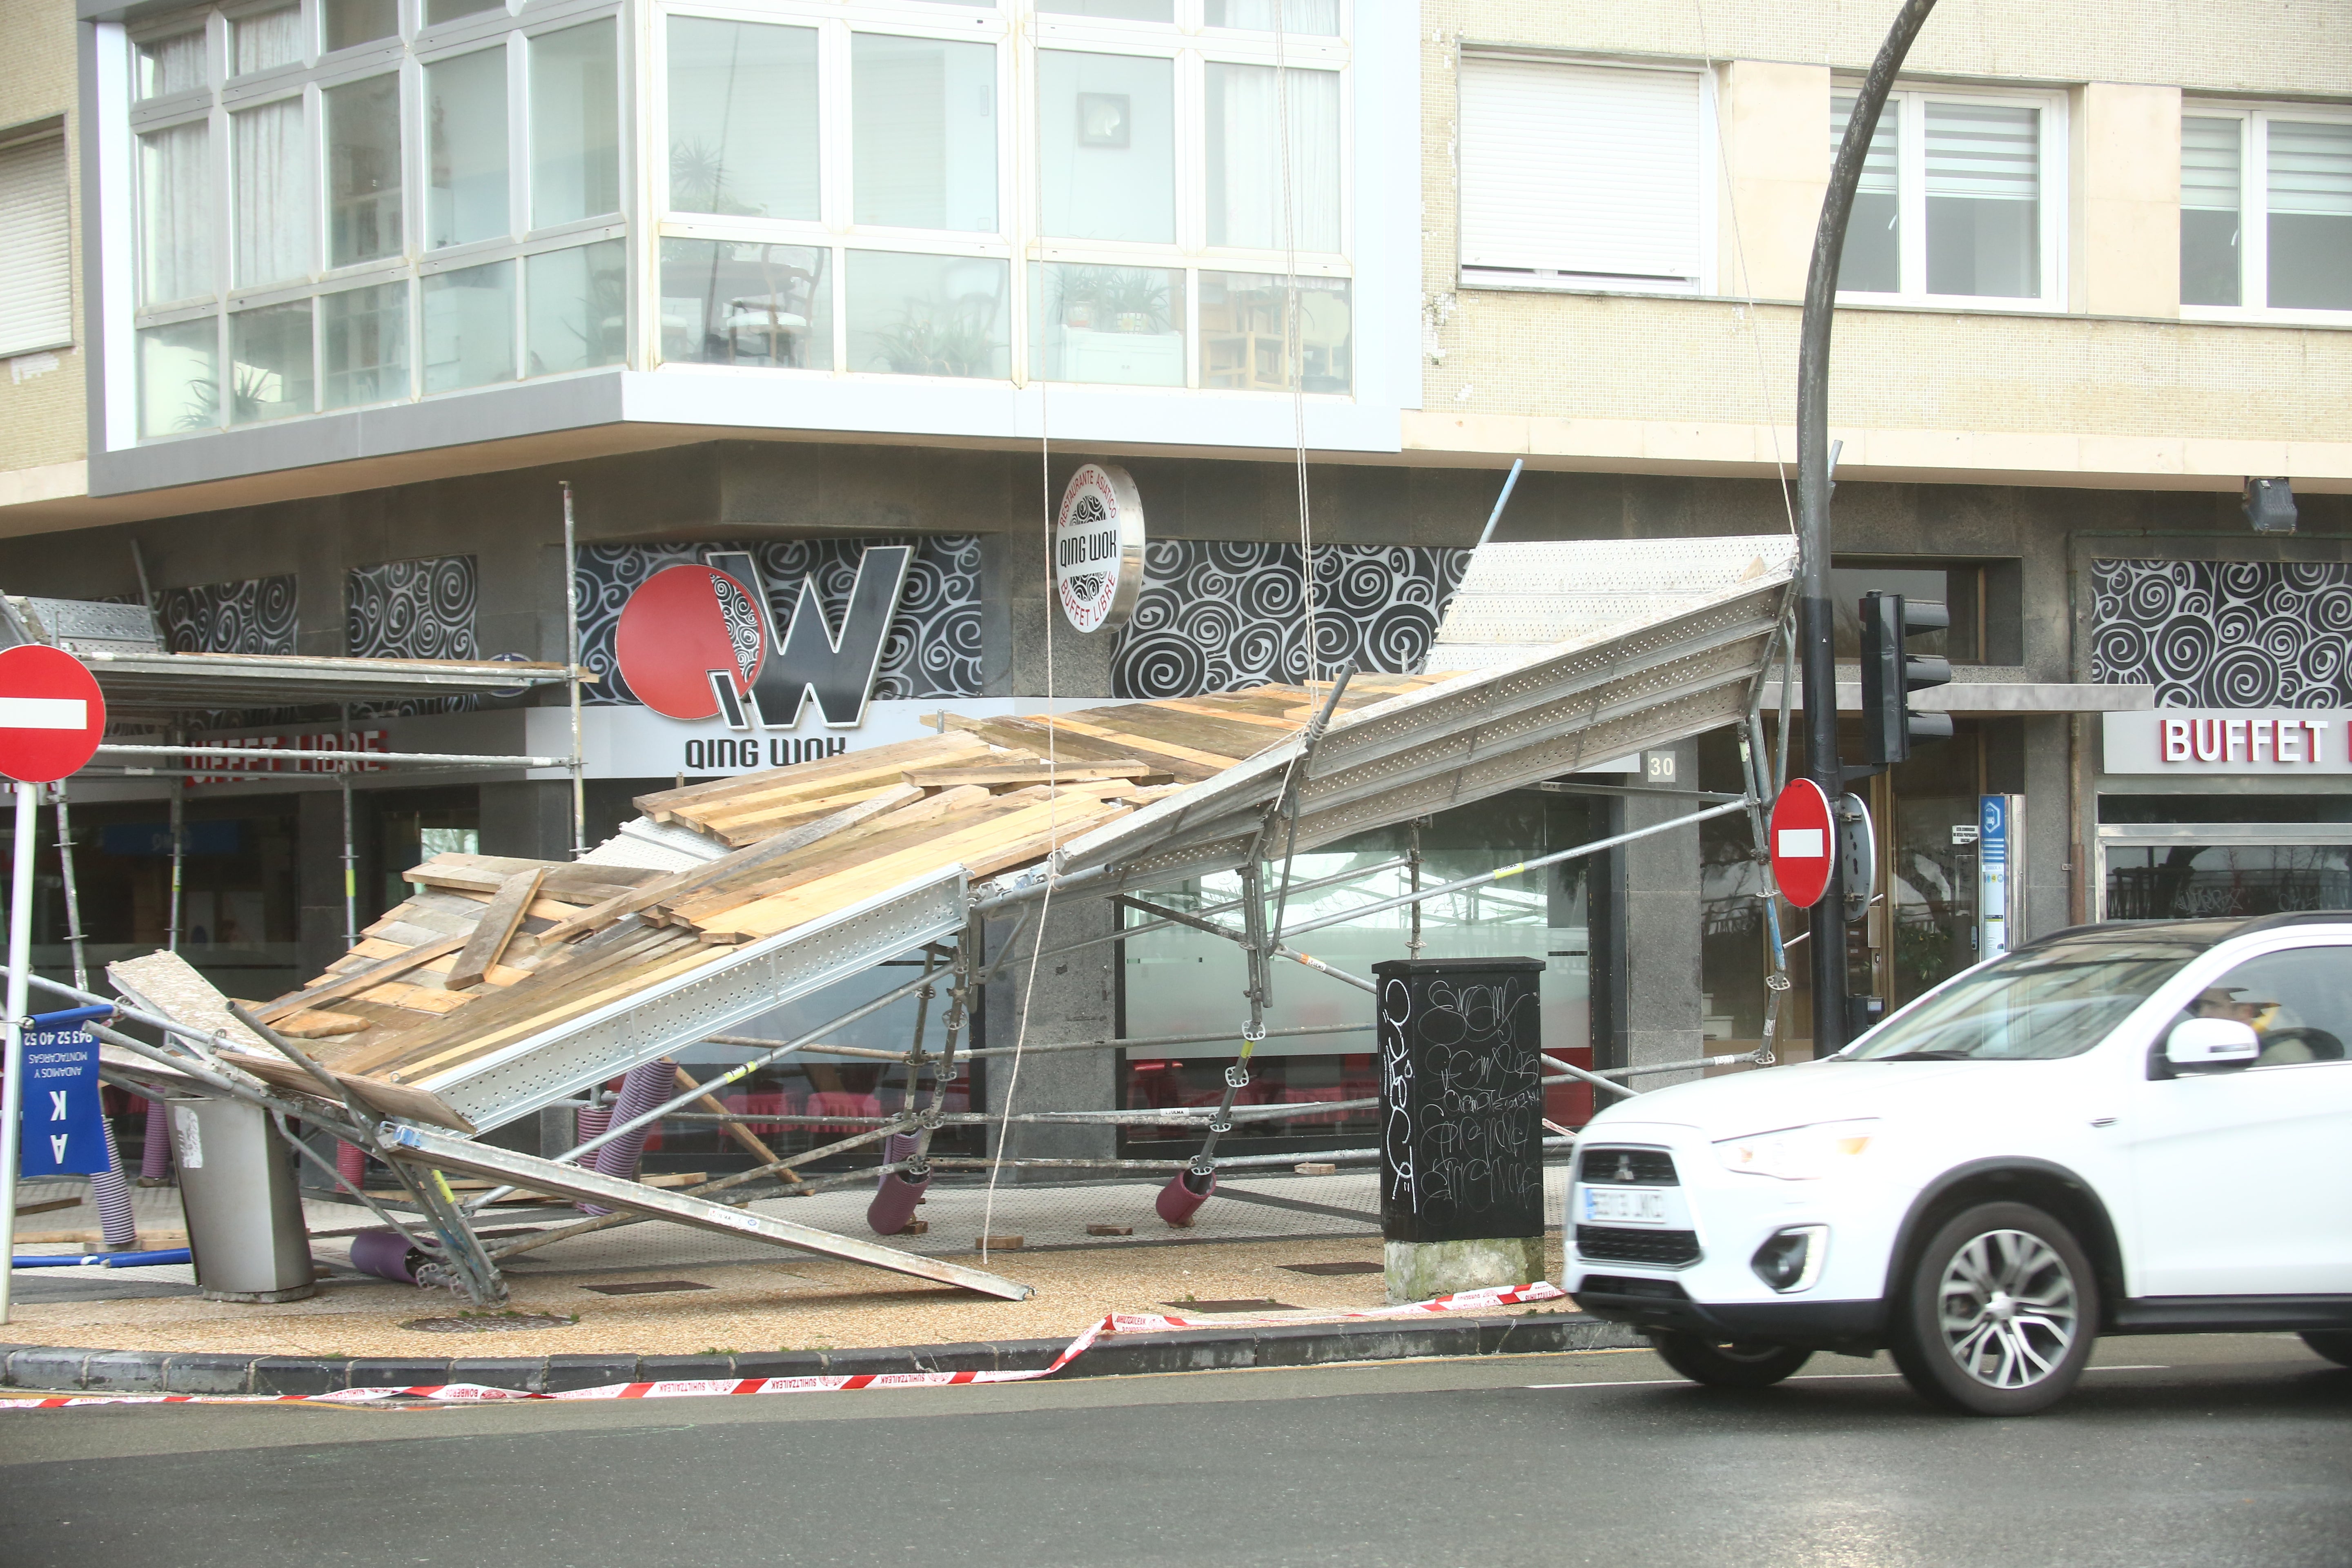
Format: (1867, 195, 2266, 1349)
(347, 556, 480, 714)
(1113, 541, 1473, 699)
(574, 536, 983, 706)
(2090, 559, 2352, 708)
(159, 575, 297, 655)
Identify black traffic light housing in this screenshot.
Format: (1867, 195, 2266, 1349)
(1860, 591, 1954, 765)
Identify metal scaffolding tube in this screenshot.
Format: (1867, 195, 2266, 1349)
(97, 743, 573, 768)
(1279, 799, 1754, 941)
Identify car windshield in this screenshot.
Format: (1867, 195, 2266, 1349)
(1842, 940, 2204, 1062)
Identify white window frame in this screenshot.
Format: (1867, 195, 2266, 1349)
(1830, 81, 2068, 314)
(645, 0, 1353, 392)
(1452, 51, 1717, 299)
(2180, 102, 2352, 327)
(117, 0, 634, 441)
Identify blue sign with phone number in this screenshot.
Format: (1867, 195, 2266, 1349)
(16, 1020, 109, 1177)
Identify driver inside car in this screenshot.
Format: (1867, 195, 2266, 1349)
(2189, 985, 2325, 1065)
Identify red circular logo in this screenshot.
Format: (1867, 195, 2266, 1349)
(0, 644, 106, 784)
(614, 565, 765, 720)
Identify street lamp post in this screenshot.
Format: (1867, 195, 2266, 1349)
(1795, 0, 1940, 1057)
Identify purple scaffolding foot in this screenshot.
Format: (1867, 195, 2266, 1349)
(348, 1229, 426, 1284)
(867, 1169, 931, 1235)
(1156, 1169, 1215, 1227)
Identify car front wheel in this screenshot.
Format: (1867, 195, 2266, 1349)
(1890, 1201, 2097, 1417)
(1647, 1331, 1814, 1388)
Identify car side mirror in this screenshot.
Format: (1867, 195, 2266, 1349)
(2164, 1018, 2261, 1073)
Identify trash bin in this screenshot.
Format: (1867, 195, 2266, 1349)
(1373, 957, 1547, 1304)
(166, 1096, 316, 1303)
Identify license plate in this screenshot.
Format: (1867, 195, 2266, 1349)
(1581, 1186, 1666, 1225)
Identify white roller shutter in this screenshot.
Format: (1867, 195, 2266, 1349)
(0, 133, 71, 359)
(1459, 57, 1702, 287)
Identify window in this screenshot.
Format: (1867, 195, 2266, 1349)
(325, 74, 401, 267)
(234, 96, 311, 285)
(530, 20, 620, 229)
(123, 4, 628, 435)
(2174, 950, 2352, 1068)
(426, 47, 509, 248)
(1205, 62, 1340, 252)
(323, 0, 396, 52)
(845, 250, 1009, 377)
(1200, 271, 1348, 391)
(2180, 116, 2241, 307)
(136, 30, 206, 100)
(1831, 88, 2060, 305)
(1205, 0, 1336, 33)
(138, 121, 212, 304)
(423, 258, 516, 391)
(1458, 58, 1706, 293)
(852, 33, 998, 232)
(1038, 50, 1175, 243)
(1031, 263, 1183, 385)
(321, 281, 407, 408)
(2182, 109, 2352, 316)
(228, 301, 312, 421)
(658, 239, 830, 368)
(526, 238, 626, 374)
(0, 132, 74, 357)
(667, 18, 818, 223)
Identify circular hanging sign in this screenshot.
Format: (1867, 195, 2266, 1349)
(1054, 463, 1146, 636)
(1768, 777, 1836, 909)
(0, 644, 106, 784)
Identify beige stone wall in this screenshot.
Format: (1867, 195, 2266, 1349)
(1419, 0, 2352, 484)
(0, 0, 86, 479)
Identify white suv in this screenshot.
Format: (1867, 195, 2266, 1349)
(1568, 913, 2352, 1414)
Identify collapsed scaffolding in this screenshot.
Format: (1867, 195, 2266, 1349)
(18, 524, 1806, 1312)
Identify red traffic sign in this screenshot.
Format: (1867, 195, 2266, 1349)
(0, 644, 105, 784)
(1769, 777, 1835, 908)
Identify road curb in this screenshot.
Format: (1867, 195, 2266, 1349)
(0, 1312, 1642, 1396)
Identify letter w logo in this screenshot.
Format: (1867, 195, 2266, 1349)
(703, 547, 912, 730)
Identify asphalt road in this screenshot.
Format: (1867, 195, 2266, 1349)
(3, 1333, 2347, 1567)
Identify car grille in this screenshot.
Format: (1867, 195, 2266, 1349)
(1577, 1146, 1679, 1186)
(1577, 1225, 1702, 1267)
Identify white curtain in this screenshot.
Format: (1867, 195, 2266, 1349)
(1209, 64, 1340, 252)
(1208, 0, 1340, 34)
(233, 6, 303, 76)
(138, 122, 212, 304)
(234, 97, 312, 287)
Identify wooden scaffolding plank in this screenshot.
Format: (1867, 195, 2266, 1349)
(445, 869, 546, 990)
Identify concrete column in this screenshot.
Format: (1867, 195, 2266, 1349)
(2021, 714, 2073, 938)
(2073, 83, 2183, 318)
(479, 780, 575, 862)
(1714, 60, 1831, 302)
(981, 900, 1118, 1164)
(1621, 741, 1705, 1087)
(295, 789, 350, 980)
(981, 490, 1117, 701)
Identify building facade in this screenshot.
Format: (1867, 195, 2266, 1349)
(0, 0, 2345, 1165)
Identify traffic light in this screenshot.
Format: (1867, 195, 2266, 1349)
(1860, 591, 1953, 765)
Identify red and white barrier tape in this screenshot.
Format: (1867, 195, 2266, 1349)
(0, 1282, 1567, 1410)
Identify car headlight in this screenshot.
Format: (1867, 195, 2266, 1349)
(1713, 1119, 1880, 1180)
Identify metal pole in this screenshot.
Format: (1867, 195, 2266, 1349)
(1797, 0, 1938, 1059)
(1475, 459, 1525, 549)
(561, 481, 586, 861)
(51, 784, 87, 991)
(339, 704, 357, 953)
(2, 780, 38, 1322)
(165, 762, 184, 955)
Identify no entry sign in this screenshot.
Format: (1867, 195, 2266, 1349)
(0, 644, 105, 784)
(1769, 778, 1835, 908)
